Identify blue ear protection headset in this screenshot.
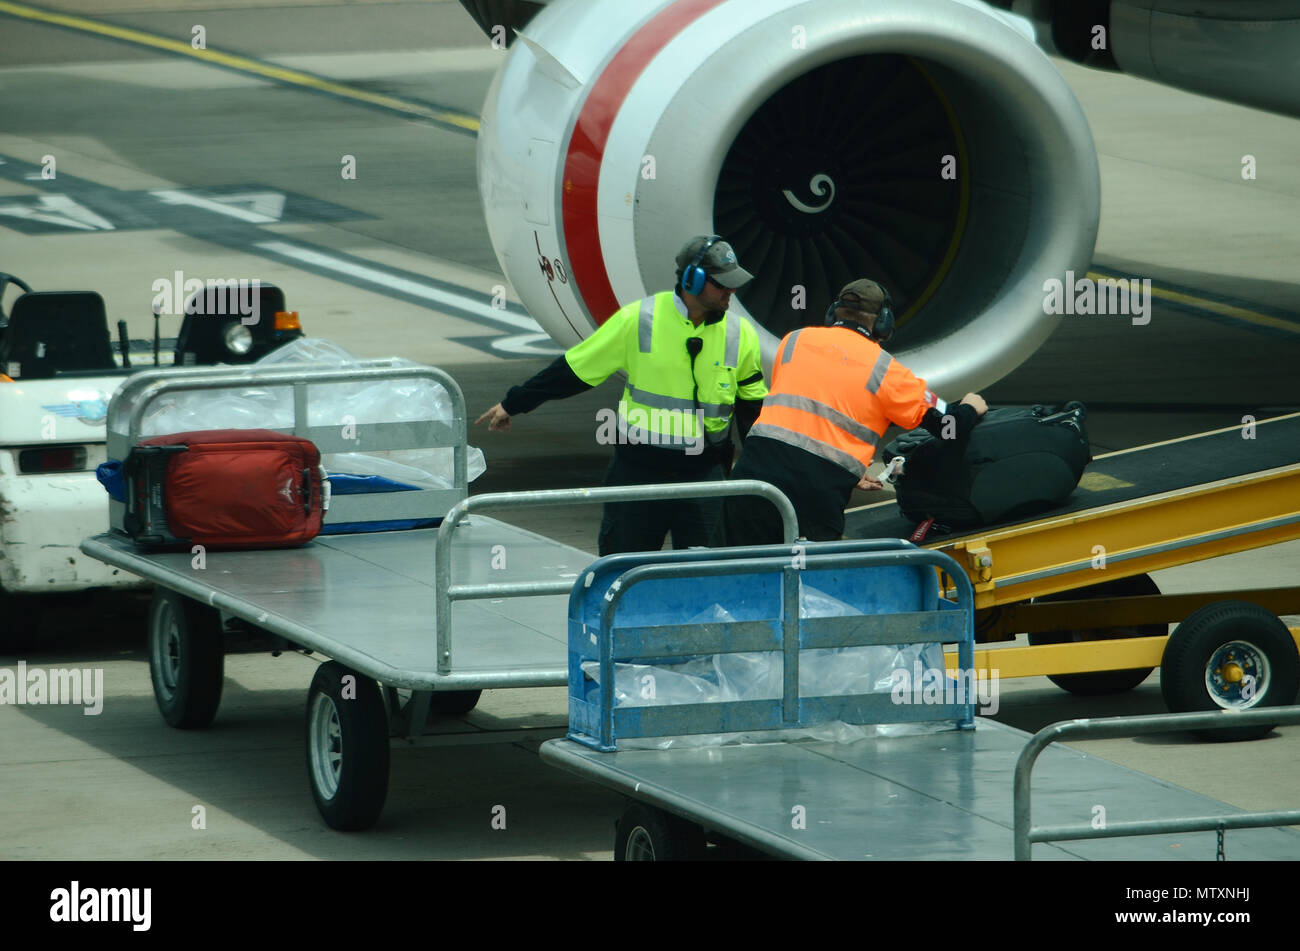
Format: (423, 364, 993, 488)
(680, 235, 721, 296)
(824, 284, 895, 343)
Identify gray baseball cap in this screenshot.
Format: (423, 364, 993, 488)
(675, 235, 754, 289)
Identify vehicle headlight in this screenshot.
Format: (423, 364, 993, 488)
(223, 322, 253, 355)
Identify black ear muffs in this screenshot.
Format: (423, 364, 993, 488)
(872, 287, 895, 343)
(680, 235, 721, 296)
(825, 286, 896, 342)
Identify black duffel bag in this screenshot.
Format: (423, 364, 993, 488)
(881, 402, 1091, 530)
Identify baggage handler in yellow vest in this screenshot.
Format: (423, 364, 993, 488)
(726, 279, 988, 545)
(477, 235, 769, 555)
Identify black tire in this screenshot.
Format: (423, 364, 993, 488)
(148, 588, 224, 728)
(306, 661, 390, 830)
(430, 689, 482, 715)
(1029, 574, 1162, 695)
(1160, 600, 1300, 742)
(614, 804, 706, 861)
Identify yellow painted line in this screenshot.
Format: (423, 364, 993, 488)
(0, 0, 481, 132)
(1085, 269, 1300, 336)
(1092, 411, 1299, 461)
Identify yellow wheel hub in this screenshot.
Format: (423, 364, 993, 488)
(1219, 662, 1244, 684)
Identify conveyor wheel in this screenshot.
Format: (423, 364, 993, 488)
(1028, 574, 1162, 694)
(306, 661, 390, 830)
(1161, 600, 1300, 742)
(615, 804, 706, 861)
(148, 588, 224, 728)
(431, 690, 482, 715)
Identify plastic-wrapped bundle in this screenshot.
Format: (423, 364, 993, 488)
(580, 585, 951, 747)
(137, 339, 484, 485)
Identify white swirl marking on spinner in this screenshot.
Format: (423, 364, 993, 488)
(783, 173, 836, 213)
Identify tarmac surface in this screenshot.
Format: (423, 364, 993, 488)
(1, 0, 1299, 873)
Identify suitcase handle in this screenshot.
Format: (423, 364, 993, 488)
(300, 467, 331, 514)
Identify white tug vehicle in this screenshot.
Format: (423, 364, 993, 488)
(0, 273, 302, 596)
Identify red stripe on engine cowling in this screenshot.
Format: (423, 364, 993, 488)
(560, 0, 731, 327)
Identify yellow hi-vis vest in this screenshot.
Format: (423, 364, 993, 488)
(566, 291, 768, 452)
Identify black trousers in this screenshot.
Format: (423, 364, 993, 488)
(596, 454, 726, 556)
(724, 492, 843, 546)
(726, 441, 848, 546)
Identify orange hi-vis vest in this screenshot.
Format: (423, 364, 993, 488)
(749, 325, 943, 478)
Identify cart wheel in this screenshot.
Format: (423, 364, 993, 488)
(614, 804, 706, 861)
(1028, 574, 1162, 695)
(430, 690, 482, 715)
(1160, 600, 1300, 742)
(306, 661, 390, 830)
(149, 588, 224, 729)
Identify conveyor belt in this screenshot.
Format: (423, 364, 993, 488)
(845, 412, 1300, 542)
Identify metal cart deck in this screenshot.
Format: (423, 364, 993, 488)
(542, 714, 1300, 860)
(539, 538, 1300, 860)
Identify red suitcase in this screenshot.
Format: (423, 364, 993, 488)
(122, 429, 327, 549)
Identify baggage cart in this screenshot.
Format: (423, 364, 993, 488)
(80, 361, 799, 829)
(539, 539, 1300, 859)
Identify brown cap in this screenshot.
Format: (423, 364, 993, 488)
(835, 279, 886, 317)
(675, 235, 754, 288)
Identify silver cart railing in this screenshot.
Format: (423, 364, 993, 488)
(433, 482, 799, 676)
(1014, 705, 1300, 859)
(106, 361, 468, 530)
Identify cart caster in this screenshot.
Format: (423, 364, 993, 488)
(430, 689, 482, 715)
(1028, 574, 1162, 695)
(149, 588, 224, 729)
(306, 661, 390, 830)
(614, 804, 706, 861)
(1161, 600, 1300, 742)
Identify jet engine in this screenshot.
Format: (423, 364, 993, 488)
(476, 0, 1100, 396)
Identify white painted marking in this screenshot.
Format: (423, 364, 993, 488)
(211, 191, 286, 221)
(151, 189, 277, 223)
(491, 332, 562, 356)
(255, 240, 546, 333)
(0, 194, 114, 231)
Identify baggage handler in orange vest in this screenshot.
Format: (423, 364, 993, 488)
(725, 279, 988, 545)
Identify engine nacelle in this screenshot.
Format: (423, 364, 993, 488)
(478, 0, 1100, 396)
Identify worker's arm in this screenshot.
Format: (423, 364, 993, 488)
(732, 319, 768, 441)
(733, 395, 762, 440)
(477, 302, 636, 431)
(918, 397, 983, 441)
(876, 354, 986, 437)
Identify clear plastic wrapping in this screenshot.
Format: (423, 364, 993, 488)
(136, 339, 484, 485)
(580, 584, 953, 747)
